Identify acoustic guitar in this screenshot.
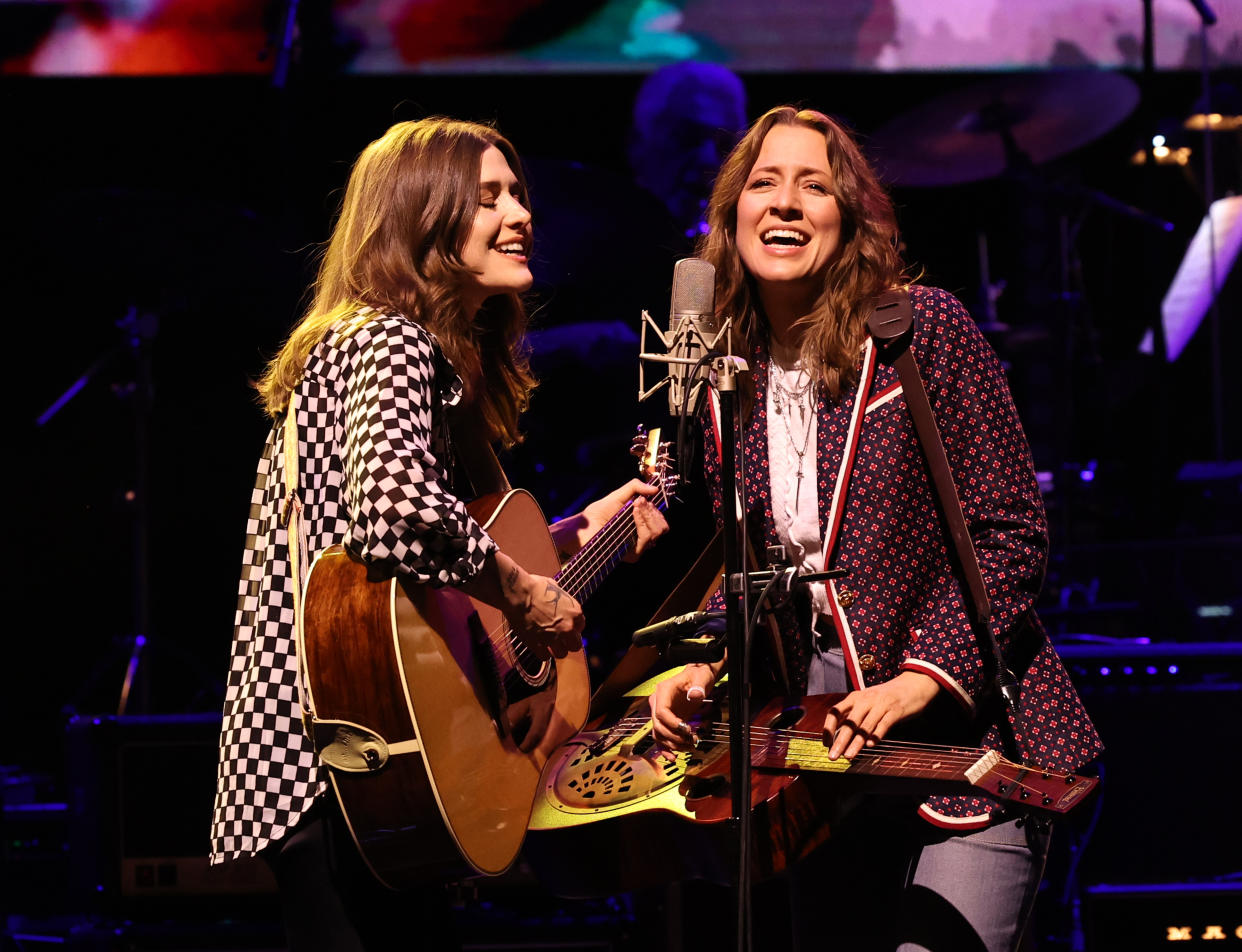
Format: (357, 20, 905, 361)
(298, 429, 673, 889)
(524, 675, 1098, 897)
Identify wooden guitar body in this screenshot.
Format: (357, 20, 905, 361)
(301, 490, 589, 889)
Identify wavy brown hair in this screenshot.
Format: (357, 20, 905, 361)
(699, 105, 905, 401)
(258, 117, 536, 446)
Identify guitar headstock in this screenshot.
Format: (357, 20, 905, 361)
(631, 426, 677, 501)
(971, 753, 1099, 815)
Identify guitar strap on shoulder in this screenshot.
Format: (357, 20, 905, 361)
(281, 394, 317, 741)
(448, 402, 511, 497)
(865, 288, 1026, 759)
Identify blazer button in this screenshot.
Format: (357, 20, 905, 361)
(859, 654, 876, 671)
(838, 588, 857, 608)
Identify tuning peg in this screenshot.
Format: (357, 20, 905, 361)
(630, 424, 649, 458)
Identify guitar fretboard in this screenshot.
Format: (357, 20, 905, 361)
(555, 475, 670, 603)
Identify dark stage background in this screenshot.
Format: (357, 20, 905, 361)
(3, 7, 1241, 949)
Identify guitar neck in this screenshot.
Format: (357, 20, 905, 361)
(555, 478, 668, 603)
(740, 728, 1096, 816)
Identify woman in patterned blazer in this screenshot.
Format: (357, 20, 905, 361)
(647, 106, 1102, 951)
(210, 117, 667, 951)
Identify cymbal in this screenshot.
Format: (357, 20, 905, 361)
(866, 70, 1140, 187)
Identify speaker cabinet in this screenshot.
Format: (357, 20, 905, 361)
(1086, 883, 1242, 951)
(1058, 643, 1242, 886)
(65, 712, 275, 910)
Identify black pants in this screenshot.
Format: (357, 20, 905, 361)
(263, 798, 462, 952)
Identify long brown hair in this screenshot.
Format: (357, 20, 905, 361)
(699, 105, 905, 400)
(258, 117, 536, 446)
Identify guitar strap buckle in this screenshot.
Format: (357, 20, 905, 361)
(301, 708, 318, 748)
(310, 718, 392, 773)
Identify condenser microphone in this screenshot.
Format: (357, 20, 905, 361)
(665, 257, 718, 418)
(632, 610, 724, 647)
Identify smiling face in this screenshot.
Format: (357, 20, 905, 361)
(735, 123, 843, 328)
(459, 144, 533, 315)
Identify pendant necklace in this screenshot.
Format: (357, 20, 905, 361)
(770, 362, 816, 507)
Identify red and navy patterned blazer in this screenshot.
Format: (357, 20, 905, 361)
(702, 285, 1103, 827)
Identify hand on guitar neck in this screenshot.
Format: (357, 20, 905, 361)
(651, 654, 941, 761)
(457, 476, 670, 661)
(549, 478, 668, 563)
(822, 670, 942, 760)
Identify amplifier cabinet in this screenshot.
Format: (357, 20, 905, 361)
(65, 712, 275, 911)
(1086, 883, 1242, 950)
(1057, 642, 1242, 886)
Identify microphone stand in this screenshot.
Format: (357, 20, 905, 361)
(37, 305, 157, 716)
(713, 354, 754, 952)
(639, 353, 754, 951)
(661, 355, 841, 952)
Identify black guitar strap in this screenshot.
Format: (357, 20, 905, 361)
(448, 402, 512, 498)
(866, 289, 1026, 761)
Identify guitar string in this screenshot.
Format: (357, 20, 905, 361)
(589, 713, 986, 756)
(585, 713, 1083, 781)
(614, 719, 994, 765)
(576, 716, 1071, 800)
(485, 473, 671, 681)
(488, 480, 658, 671)
(557, 472, 670, 595)
(496, 474, 668, 673)
(588, 713, 992, 765)
(717, 734, 1067, 801)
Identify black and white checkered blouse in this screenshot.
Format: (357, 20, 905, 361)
(210, 308, 497, 863)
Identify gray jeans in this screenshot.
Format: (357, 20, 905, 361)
(789, 644, 1052, 952)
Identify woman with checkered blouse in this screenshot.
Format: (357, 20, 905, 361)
(210, 117, 667, 951)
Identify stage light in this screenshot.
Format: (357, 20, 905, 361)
(1184, 82, 1242, 131)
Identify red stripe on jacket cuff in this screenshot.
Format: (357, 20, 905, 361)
(899, 659, 975, 713)
(917, 803, 994, 830)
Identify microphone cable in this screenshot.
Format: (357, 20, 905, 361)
(674, 350, 718, 498)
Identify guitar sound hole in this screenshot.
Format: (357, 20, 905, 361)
(769, 706, 805, 731)
(683, 775, 730, 801)
(515, 652, 550, 686)
(633, 735, 658, 757)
